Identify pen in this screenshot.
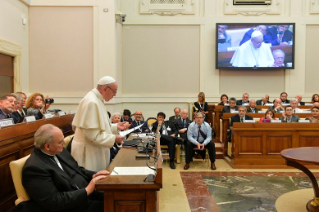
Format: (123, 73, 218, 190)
(113, 169, 118, 175)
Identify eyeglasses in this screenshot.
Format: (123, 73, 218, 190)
(107, 86, 117, 94)
(195, 117, 204, 119)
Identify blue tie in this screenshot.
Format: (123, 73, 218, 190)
(182, 119, 185, 128)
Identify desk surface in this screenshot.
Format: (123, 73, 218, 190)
(281, 147, 319, 165)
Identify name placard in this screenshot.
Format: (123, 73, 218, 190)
(44, 113, 54, 119)
(244, 120, 255, 123)
(242, 103, 249, 106)
(265, 103, 274, 106)
(0, 118, 14, 128)
(69, 110, 75, 114)
(258, 111, 266, 113)
(224, 103, 229, 106)
(299, 120, 310, 123)
(24, 116, 36, 123)
(271, 120, 282, 123)
(58, 111, 66, 117)
(231, 111, 238, 113)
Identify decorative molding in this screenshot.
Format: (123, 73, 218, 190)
(140, 0, 195, 15)
(0, 39, 22, 92)
(310, 0, 319, 14)
(224, 0, 282, 16)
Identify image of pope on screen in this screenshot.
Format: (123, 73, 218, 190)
(216, 24, 294, 69)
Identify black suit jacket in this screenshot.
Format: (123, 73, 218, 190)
(151, 120, 177, 137)
(129, 120, 149, 133)
(22, 148, 98, 211)
(221, 106, 238, 116)
(169, 115, 181, 122)
(236, 100, 249, 105)
(193, 102, 209, 122)
(299, 101, 305, 106)
(256, 99, 271, 105)
(175, 118, 192, 140)
(246, 107, 260, 113)
(230, 114, 254, 126)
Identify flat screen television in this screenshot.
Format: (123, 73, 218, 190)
(216, 23, 295, 69)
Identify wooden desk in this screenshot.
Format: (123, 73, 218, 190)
(281, 147, 319, 212)
(95, 136, 162, 212)
(0, 114, 74, 212)
(229, 123, 319, 169)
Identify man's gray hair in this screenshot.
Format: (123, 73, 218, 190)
(34, 124, 60, 149)
(239, 106, 247, 111)
(111, 112, 121, 122)
(272, 49, 285, 58)
(11, 93, 22, 102)
(290, 98, 299, 103)
(195, 112, 205, 119)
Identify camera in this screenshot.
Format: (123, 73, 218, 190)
(45, 98, 54, 104)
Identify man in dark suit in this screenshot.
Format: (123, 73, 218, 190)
(256, 94, 271, 105)
(280, 92, 290, 104)
(175, 109, 192, 155)
(269, 98, 284, 113)
(129, 110, 149, 133)
(222, 98, 238, 116)
(279, 105, 300, 122)
(230, 106, 254, 126)
(152, 112, 178, 169)
(22, 124, 108, 212)
(246, 100, 260, 113)
(267, 25, 293, 46)
(295, 95, 305, 106)
(0, 94, 19, 123)
(236, 93, 250, 105)
(169, 107, 181, 122)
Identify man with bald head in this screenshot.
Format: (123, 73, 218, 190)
(175, 109, 192, 142)
(256, 94, 271, 106)
(247, 99, 260, 113)
(295, 94, 305, 106)
(230, 30, 274, 67)
(269, 98, 284, 113)
(129, 110, 149, 133)
(72, 76, 130, 171)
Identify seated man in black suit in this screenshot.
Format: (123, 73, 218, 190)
(246, 99, 260, 113)
(151, 112, 178, 169)
(22, 124, 108, 212)
(120, 109, 132, 123)
(295, 95, 305, 106)
(222, 97, 238, 116)
(279, 105, 300, 122)
(280, 92, 290, 104)
(236, 93, 249, 105)
(129, 110, 149, 133)
(169, 107, 181, 122)
(230, 106, 254, 127)
(256, 94, 271, 105)
(175, 109, 192, 152)
(269, 98, 284, 113)
(0, 94, 19, 123)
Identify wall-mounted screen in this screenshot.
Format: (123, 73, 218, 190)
(216, 23, 295, 69)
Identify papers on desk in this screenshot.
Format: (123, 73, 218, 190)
(131, 133, 154, 138)
(119, 123, 144, 136)
(111, 167, 155, 175)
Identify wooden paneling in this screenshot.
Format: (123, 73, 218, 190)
(267, 134, 293, 155)
(0, 53, 14, 76)
(0, 114, 74, 212)
(238, 135, 263, 154)
(299, 134, 319, 147)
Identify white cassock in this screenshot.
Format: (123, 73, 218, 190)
(71, 88, 118, 171)
(230, 40, 274, 67)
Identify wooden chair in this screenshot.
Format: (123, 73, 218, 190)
(9, 155, 30, 206)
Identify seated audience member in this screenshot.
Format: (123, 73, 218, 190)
(314, 102, 319, 107)
(230, 31, 274, 67)
(217, 25, 231, 52)
(295, 94, 305, 106)
(22, 124, 107, 212)
(175, 109, 192, 153)
(259, 109, 276, 123)
(110, 112, 123, 161)
(267, 25, 293, 46)
(222, 98, 238, 116)
(11, 93, 25, 123)
(280, 92, 290, 104)
(193, 92, 209, 122)
(230, 106, 254, 126)
(0, 94, 17, 122)
(239, 25, 270, 46)
(151, 112, 178, 169)
(169, 107, 181, 122)
(129, 110, 149, 133)
(272, 49, 285, 67)
(236, 93, 250, 105)
(311, 94, 319, 103)
(306, 106, 319, 123)
(120, 109, 132, 123)
(279, 105, 300, 122)
(246, 99, 260, 113)
(269, 98, 284, 113)
(26, 93, 52, 120)
(16, 91, 28, 114)
(290, 98, 303, 113)
(218, 94, 229, 106)
(256, 94, 271, 105)
(184, 112, 216, 170)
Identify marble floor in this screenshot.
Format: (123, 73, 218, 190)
(158, 157, 319, 212)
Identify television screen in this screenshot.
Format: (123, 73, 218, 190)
(216, 23, 295, 69)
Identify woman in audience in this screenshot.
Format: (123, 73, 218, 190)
(306, 106, 319, 123)
(25, 93, 52, 120)
(218, 94, 229, 105)
(193, 92, 209, 122)
(259, 109, 276, 123)
(311, 94, 319, 103)
(110, 112, 123, 162)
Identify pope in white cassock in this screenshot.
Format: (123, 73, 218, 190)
(230, 30, 274, 67)
(71, 76, 128, 171)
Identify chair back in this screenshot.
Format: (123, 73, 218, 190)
(146, 117, 157, 126)
(9, 155, 30, 205)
